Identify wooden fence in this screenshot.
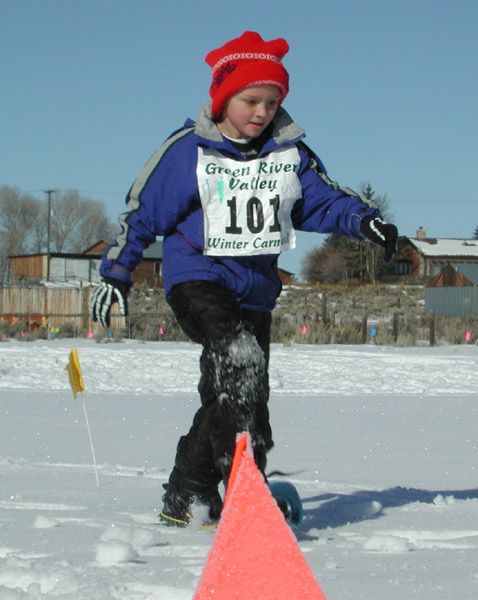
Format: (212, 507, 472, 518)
(0, 285, 125, 332)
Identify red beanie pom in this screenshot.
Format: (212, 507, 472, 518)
(205, 31, 290, 119)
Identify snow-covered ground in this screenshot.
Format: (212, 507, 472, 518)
(1, 338, 478, 599)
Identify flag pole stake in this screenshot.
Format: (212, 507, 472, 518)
(65, 348, 99, 488)
(80, 391, 100, 487)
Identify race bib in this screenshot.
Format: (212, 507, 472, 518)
(197, 146, 302, 256)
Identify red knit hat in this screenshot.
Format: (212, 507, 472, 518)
(205, 31, 290, 119)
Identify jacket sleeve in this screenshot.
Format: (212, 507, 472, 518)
(291, 142, 381, 237)
(100, 128, 198, 283)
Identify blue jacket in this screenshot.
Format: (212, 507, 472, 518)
(100, 103, 380, 311)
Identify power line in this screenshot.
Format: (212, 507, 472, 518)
(44, 189, 57, 282)
(25, 189, 124, 196)
(393, 200, 476, 205)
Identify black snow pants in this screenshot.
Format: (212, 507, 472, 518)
(166, 280, 273, 494)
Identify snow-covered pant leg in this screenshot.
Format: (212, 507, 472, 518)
(166, 281, 273, 489)
(202, 327, 272, 479)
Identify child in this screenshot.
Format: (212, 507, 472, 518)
(90, 31, 398, 526)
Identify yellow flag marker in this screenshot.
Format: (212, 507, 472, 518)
(65, 348, 99, 486)
(65, 348, 85, 399)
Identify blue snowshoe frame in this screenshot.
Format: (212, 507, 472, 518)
(269, 481, 303, 527)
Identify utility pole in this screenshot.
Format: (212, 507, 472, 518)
(43, 189, 56, 282)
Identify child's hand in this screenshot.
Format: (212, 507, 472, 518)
(360, 216, 398, 262)
(90, 278, 130, 328)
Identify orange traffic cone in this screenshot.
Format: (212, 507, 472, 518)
(193, 433, 328, 599)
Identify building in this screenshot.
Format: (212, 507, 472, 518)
(8, 240, 163, 287)
(427, 263, 478, 288)
(395, 228, 478, 278)
(425, 263, 478, 318)
(393, 228, 478, 316)
(278, 268, 294, 286)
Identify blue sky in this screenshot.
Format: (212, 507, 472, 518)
(1, 0, 477, 275)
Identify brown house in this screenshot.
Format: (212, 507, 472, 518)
(427, 264, 476, 288)
(8, 240, 163, 287)
(278, 268, 294, 286)
(395, 228, 478, 278)
(425, 263, 478, 317)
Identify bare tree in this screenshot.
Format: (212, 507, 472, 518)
(302, 235, 361, 284)
(300, 182, 394, 285)
(317, 249, 348, 284)
(70, 197, 116, 252)
(1, 186, 116, 283)
(0, 186, 41, 282)
(301, 246, 325, 284)
(46, 190, 116, 253)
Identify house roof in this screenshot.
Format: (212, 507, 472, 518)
(408, 238, 478, 257)
(450, 263, 478, 284)
(82, 240, 110, 255)
(142, 240, 163, 259)
(9, 239, 163, 261)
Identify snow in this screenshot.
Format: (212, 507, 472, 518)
(411, 237, 478, 257)
(1, 338, 478, 599)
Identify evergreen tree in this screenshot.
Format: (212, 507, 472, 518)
(301, 182, 394, 284)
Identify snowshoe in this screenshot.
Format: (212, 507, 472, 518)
(159, 482, 223, 528)
(159, 483, 193, 527)
(268, 481, 303, 527)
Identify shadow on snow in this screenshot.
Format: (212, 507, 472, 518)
(299, 486, 478, 537)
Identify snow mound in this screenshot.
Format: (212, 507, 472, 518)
(0, 587, 28, 600)
(99, 525, 159, 552)
(96, 525, 160, 565)
(363, 534, 412, 553)
(95, 540, 138, 565)
(32, 515, 60, 529)
(433, 494, 456, 507)
(344, 499, 383, 520)
(0, 559, 78, 595)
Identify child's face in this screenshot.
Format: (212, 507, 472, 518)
(217, 85, 281, 140)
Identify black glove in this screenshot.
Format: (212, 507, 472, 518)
(360, 216, 398, 263)
(90, 278, 130, 328)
